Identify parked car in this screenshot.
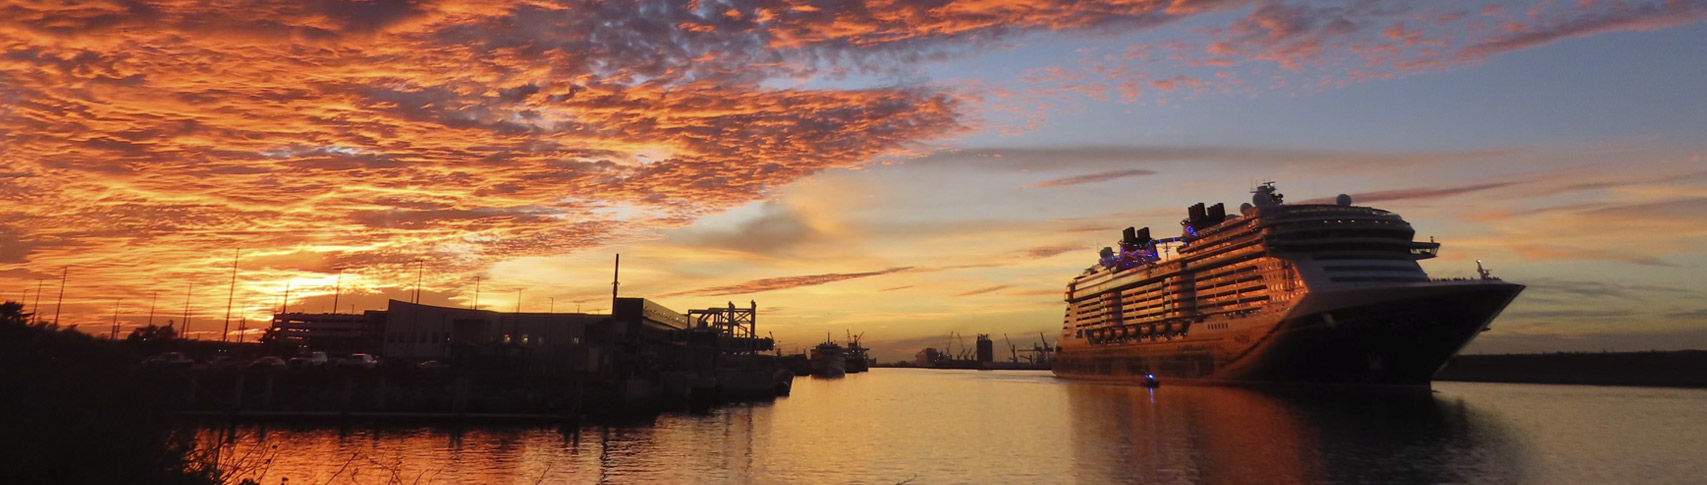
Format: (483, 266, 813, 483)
(336, 353, 378, 369)
(416, 360, 450, 371)
(142, 352, 194, 368)
(248, 356, 287, 369)
(287, 351, 329, 368)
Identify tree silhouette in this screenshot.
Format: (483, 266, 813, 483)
(126, 324, 178, 343)
(1, 301, 33, 326)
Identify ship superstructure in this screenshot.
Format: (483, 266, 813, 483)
(1052, 183, 1523, 386)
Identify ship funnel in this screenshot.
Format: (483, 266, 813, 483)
(1187, 203, 1206, 226)
(1135, 227, 1151, 246)
(1206, 203, 1226, 224)
(1122, 226, 1138, 246)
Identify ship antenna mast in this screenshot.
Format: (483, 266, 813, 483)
(1477, 260, 1494, 280)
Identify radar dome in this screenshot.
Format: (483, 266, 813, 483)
(1336, 194, 1352, 207)
(1239, 202, 1254, 215)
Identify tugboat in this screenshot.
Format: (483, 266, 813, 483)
(1052, 183, 1524, 386)
(809, 334, 847, 378)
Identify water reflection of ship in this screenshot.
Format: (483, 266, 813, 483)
(1063, 383, 1521, 483)
(809, 334, 846, 377)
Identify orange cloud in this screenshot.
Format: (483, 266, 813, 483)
(0, 0, 973, 332)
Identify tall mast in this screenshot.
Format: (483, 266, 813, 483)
(611, 254, 620, 313)
(31, 279, 44, 324)
(332, 268, 342, 314)
(147, 290, 158, 327)
(222, 249, 239, 342)
(414, 259, 423, 304)
(182, 282, 192, 336)
(52, 267, 67, 326)
(109, 298, 121, 339)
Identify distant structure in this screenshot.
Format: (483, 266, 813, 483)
(975, 334, 994, 364)
(267, 296, 780, 380)
(686, 300, 767, 354)
(382, 301, 610, 370)
(382, 297, 692, 373)
(914, 347, 943, 366)
(267, 311, 386, 356)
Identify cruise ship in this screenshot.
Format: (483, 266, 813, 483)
(1051, 183, 1523, 386)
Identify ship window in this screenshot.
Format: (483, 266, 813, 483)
(1329, 276, 1428, 283)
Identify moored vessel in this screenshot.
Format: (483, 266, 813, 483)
(810, 336, 847, 377)
(845, 332, 872, 373)
(1051, 183, 1523, 386)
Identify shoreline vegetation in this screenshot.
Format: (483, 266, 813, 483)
(1435, 350, 1707, 388)
(0, 301, 231, 484)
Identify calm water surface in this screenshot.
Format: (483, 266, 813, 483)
(208, 369, 1707, 484)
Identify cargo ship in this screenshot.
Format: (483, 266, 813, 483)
(844, 332, 872, 373)
(810, 336, 847, 378)
(1051, 183, 1523, 386)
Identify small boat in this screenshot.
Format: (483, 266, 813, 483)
(1141, 374, 1160, 388)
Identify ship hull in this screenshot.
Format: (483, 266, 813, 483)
(1053, 281, 1523, 386)
(810, 352, 847, 378)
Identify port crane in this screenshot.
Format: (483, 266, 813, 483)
(1015, 332, 1053, 365)
(1004, 333, 1019, 363)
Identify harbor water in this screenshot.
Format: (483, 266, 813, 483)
(205, 369, 1707, 484)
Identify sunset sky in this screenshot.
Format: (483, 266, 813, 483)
(2, 0, 1704, 361)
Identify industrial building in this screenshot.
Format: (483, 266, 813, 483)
(267, 311, 387, 356)
(379, 297, 696, 373)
